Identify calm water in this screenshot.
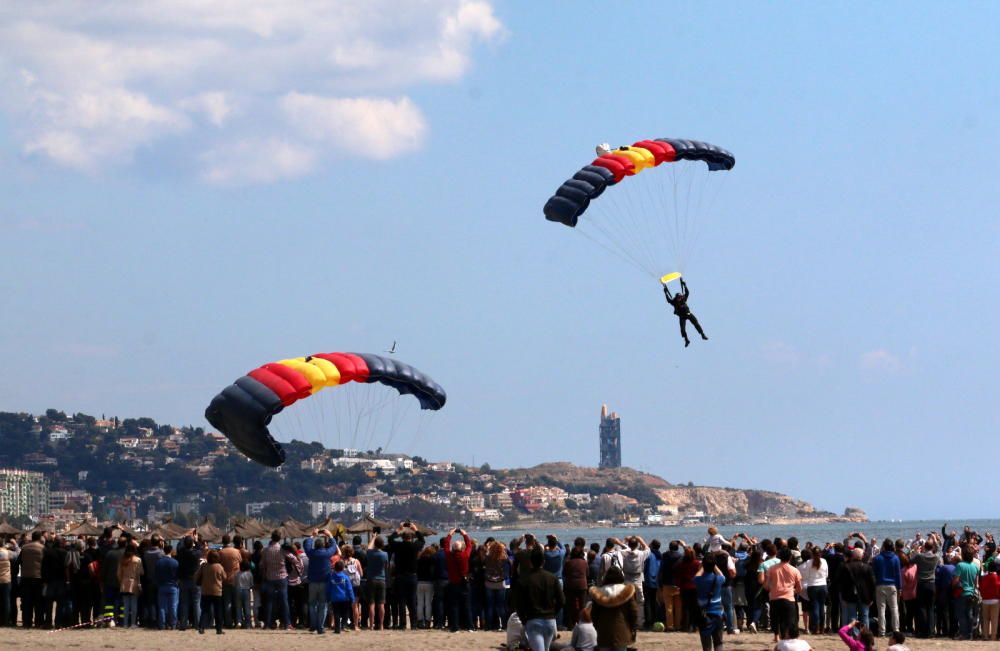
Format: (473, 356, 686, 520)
(470, 519, 1000, 547)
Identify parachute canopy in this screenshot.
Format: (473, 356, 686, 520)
(205, 352, 447, 467)
(543, 137, 734, 277)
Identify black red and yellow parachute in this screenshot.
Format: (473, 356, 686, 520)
(206, 353, 446, 467)
(543, 138, 735, 228)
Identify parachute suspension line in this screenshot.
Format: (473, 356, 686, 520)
(575, 224, 655, 278)
(584, 197, 660, 277)
(592, 183, 650, 271)
(656, 164, 681, 267)
(616, 181, 663, 276)
(639, 172, 674, 273)
(588, 190, 648, 272)
(669, 165, 685, 272)
(600, 186, 661, 276)
(685, 170, 729, 273)
(679, 164, 697, 271)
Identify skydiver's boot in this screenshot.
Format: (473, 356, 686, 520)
(684, 338, 691, 348)
(702, 334, 708, 340)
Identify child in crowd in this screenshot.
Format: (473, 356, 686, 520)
(236, 560, 254, 629)
(327, 559, 355, 634)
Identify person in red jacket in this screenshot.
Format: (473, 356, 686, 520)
(444, 528, 473, 632)
(981, 560, 1000, 640)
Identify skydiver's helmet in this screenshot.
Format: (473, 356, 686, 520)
(595, 142, 612, 156)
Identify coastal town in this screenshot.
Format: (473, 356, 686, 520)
(0, 408, 865, 531)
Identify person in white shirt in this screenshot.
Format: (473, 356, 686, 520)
(886, 630, 910, 651)
(774, 628, 814, 651)
(705, 527, 726, 553)
(797, 548, 830, 634)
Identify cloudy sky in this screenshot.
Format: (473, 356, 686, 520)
(1, 1, 997, 519)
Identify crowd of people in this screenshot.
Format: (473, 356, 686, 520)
(0, 520, 997, 650)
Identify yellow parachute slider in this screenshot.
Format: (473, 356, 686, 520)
(660, 272, 683, 285)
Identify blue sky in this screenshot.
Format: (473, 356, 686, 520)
(1, 2, 997, 520)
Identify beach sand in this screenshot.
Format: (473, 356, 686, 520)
(4, 627, 995, 650)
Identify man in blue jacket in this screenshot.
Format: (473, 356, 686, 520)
(872, 539, 902, 637)
(303, 530, 339, 634)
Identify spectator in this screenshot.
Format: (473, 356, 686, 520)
(872, 539, 902, 636)
(194, 549, 225, 635)
(154, 543, 179, 630)
(764, 547, 802, 643)
(513, 547, 564, 651)
(327, 559, 355, 634)
(589, 565, 638, 651)
(116, 541, 143, 629)
(443, 527, 474, 632)
(694, 552, 725, 651)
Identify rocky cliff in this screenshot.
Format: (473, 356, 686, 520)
(502, 462, 867, 523)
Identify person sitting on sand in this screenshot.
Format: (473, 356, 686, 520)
(774, 627, 814, 651)
(839, 619, 876, 651)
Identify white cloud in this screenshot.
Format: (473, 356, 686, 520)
(281, 93, 426, 159)
(200, 138, 317, 185)
(0, 1, 504, 180)
(179, 92, 233, 127)
(860, 349, 903, 373)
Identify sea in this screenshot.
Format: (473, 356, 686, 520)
(469, 519, 1000, 547)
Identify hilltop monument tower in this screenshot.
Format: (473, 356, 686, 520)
(599, 404, 621, 469)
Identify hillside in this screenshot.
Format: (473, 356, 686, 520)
(0, 411, 866, 528)
(500, 462, 866, 523)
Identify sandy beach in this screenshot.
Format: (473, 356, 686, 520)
(4, 627, 995, 650)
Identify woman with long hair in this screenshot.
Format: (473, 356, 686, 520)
(839, 619, 876, 651)
(899, 552, 917, 633)
(798, 547, 829, 635)
(340, 544, 363, 630)
(416, 544, 437, 628)
(677, 547, 702, 632)
(563, 545, 589, 631)
(483, 540, 510, 631)
(116, 541, 143, 628)
(694, 553, 726, 651)
(194, 549, 225, 634)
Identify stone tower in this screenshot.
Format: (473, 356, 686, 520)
(599, 404, 621, 469)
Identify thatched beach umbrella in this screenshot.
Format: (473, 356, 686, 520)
(242, 518, 271, 539)
(344, 514, 393, 534)
(30, 520, 57, 535)
(0, 520, 23, 538)
(112, 522, 139, 538)
(407, 520, 437, 536)
(311, 516, 346, 540)
(149, 521, 192, 541)
(65, 520, 104, 537)
(274, 519, 309, 539)
(196, 517, 223, 543)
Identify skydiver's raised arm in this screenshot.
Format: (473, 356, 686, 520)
(680, 278, 689, 297)
(663, 285, 673, 302)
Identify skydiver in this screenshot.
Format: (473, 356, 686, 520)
(663, 278, 708, 347)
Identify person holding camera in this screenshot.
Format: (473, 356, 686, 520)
(443, 527, 474, 632)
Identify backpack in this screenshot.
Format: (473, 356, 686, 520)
(345, 559, 362, 587)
